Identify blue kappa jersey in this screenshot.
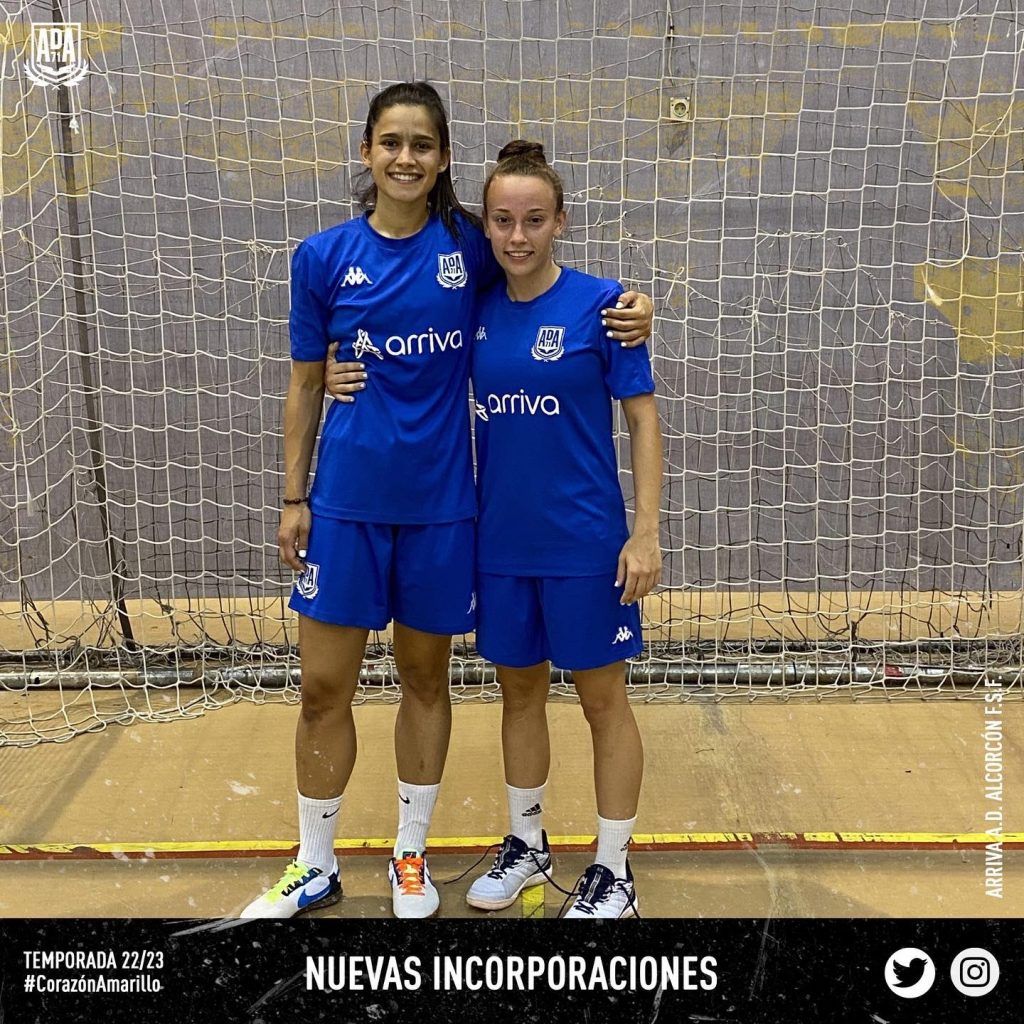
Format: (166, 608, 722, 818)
(290, 213, 501, 524)
(472, 267, 655, 576)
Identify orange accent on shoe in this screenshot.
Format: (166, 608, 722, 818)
(395, 855, 425, 895)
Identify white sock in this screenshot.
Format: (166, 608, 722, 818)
(393, 780, 439, 857)
(296, 791, 342, 873)
(507, 781, 546, 850)
(594, 814, 635, 878)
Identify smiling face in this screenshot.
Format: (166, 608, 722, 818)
(484, 173, 566, 288)
(360, 104, 449, 212)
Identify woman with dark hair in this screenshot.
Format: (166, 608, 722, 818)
(242, 83, 653, 920)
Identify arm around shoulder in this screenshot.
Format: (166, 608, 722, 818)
(602, 289, 655, 347)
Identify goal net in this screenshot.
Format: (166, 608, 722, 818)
(2, 0, 1022, 744)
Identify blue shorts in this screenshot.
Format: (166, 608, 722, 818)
(476, 571, 643, 671)
(288, 514, 476, 635)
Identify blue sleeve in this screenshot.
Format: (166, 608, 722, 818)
(462, 220, 504, 292)
(289, 240, 330, 361)
(600, 281, 656, 399)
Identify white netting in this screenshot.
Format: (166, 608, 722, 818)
(1, 0, 1023, 744)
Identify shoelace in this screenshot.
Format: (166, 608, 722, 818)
(558, 866, 605, 917)
(443, 836, 570, 898)
(486, 836, 529, 879)
(394, 856, 425, 895)
(443, 843, 501, 886)
(558, 868, 641, 918)
(278, 860, 319, 897)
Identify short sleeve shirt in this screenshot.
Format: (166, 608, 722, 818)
(290, 213, 500, 524)
(471, 267, 655, 575)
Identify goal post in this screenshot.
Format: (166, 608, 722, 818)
(1, 3, 1022, 745)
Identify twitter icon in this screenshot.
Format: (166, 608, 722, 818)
(885, 948, 936, 998)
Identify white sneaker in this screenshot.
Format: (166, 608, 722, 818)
(239, 859, 341, 919)
(561, 861, 638, 919)
(466, 832, 552, 911)
(388, 851, 440, 918)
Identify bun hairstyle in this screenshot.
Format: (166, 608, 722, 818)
(496, 139, 546, 162)
(483, 139, 564, 213)
(355, 81, 480, 241)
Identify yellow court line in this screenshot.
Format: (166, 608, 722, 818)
(522, 884, 545, 919)
(0, 832, 1021, 861)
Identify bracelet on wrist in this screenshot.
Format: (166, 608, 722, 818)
(282, 496, 308, 506)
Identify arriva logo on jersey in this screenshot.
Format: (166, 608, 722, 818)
(353, 329, 383, 360)
(474, 402, 489, 422)
(386, 327, 463, 356)
(531, 326, 565, 362)
(437, 251, 467, 289)
(342, 266, 372, 286)
(481, 390, 561, 417)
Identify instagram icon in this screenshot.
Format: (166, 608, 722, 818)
(950, 948, 999, 997)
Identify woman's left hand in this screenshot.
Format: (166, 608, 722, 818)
(615, 530, 662, 605)
(324, 341, 367, 402)
(602, 291, 654, 347)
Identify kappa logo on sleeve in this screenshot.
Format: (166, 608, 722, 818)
(437, 251, 468, 288)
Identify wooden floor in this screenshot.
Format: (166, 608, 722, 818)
(0, 699, 1020, 917)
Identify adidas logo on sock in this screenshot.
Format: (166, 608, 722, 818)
(521, 803, 542, 817)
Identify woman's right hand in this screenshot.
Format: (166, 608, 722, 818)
(324, 342, 367, 401)
(278, 502, 311, 571)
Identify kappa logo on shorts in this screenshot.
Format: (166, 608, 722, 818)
(531, 326, 565, 362)
(467, 591, 477, 614)
(295, 562, 321, 600)
(436, 251, 468, 289)
(612, 626, 634, 644)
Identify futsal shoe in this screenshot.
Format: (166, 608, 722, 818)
(466, 832, 552, 911)
(239, 859, 342, 919)
(389, 852, 440, 918)
(561, 861, 638, 919)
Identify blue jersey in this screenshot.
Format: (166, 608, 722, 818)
(472, 267, 655, 576)
(290, 213, 501, 524)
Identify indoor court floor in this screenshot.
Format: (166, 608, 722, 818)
(0, 697, 1020, 918)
